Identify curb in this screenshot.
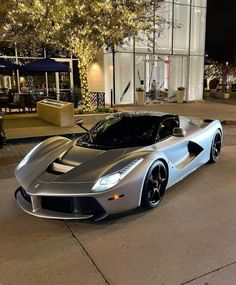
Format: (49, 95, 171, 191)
(6, 132, 83, 145)
(222, 120, 236, 125)
(5, 120, 236, 145)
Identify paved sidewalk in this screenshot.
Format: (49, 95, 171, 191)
(2, 102, 236, 141)
(122, 101, 236, 122)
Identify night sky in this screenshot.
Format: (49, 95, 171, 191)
(206, 0, 236, 63)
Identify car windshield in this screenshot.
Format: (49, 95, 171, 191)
(77, 115, 161, 149)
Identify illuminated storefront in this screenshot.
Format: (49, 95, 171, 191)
(103, 0, 207, 104)
(0, 0, 207, 106)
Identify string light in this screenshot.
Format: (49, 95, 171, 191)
(2, 0, 164, 112)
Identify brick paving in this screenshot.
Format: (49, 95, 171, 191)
(0, 126, 235, 180)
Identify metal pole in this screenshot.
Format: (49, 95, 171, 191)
(153, 1, 156, 54)
(186, 0, 193, 101)
(15, 43, 21, 93)
(44, 49, 49, 96)
(110, 89, 113, 108)
(96, 92, 99, 108)
(133, 37, 136, 105)
(112, 46, 116, 105)
(55, 72, 60, 101)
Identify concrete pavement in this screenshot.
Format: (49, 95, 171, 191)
(2, 101, 236, 140)
(0, 144, 236, 284)
(1, 102, 236, 284)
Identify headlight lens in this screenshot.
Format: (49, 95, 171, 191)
(92, 158, 143, 192)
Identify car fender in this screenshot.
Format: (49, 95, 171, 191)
(15, 136, 73, 190)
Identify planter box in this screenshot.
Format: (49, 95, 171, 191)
(37, 100, 74, 127)
(212, 92, 230, 99)
(230, 91, 236, 98)
(176, 90, 184, 103)
(136, 91, 145, 105)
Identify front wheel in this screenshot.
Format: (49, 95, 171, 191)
(208, 130, 222, 163)
(141, 160, 168, 209)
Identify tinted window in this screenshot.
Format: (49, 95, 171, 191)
(77, 115, 161, 149)
(158, 118, 179, 140)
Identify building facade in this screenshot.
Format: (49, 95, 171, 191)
(0, 0, 207, 106)
(101, 0, 207, 104)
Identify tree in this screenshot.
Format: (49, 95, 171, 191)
(2, 0, 164, 111)
(205, 59, 236, 91)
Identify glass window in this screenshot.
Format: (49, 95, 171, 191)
(103, 52, 113, 104)
(77, 114, 162, 149)
(173, 4, 190, 54)
(168, 56, 188, 100)
(188, 56, 204, 100)
(146, 55, 166, 93)
(155, 2, 173, 54)
(135, 54, 145, 91)
(174, 0, 190, 4)
(190, 6, 206, 56)
(158, 118, 179, 140)
(192, 0, 207, 7)
(116, 37, 134, 53)
(115, 53, 134, 104)
(135, 31, 153, 54)
(135, 7, 155, 54)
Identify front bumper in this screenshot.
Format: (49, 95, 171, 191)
(15, 187, 107, 220)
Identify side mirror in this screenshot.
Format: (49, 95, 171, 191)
(76, 119, 89, 132)
(173, 127, 186, 137)
(76, 119, 84, 126)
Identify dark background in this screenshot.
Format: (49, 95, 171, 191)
(205, 0, 236, 63)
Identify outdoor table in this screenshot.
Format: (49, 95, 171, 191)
(0, 94, 9, 112)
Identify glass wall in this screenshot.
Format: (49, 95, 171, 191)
(115, 53, 134, 104)
(103, 0, 207, 104)
(173, 4, 190, 55)
(155, 2, 173, 54)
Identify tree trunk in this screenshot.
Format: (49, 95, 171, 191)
(78, 62, 92, 112)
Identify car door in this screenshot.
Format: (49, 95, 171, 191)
(155, 117, 202, 187)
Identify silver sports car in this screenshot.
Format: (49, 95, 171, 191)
(15, 112, 222, 220)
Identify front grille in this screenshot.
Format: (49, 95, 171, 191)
(41, 197, 74, 213)
(41, 196, 106, 218)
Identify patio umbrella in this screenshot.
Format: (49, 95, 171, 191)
(0, 59, 19, 71)
(0, 59, 19, 75)
(21, 58, 70, 99)
(21, 58, 69, 72)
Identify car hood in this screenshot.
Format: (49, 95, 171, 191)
(15, 136, 150, 191)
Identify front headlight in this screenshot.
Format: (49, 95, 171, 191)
(92, 158, 143, 192)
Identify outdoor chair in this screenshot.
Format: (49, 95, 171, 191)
(8, 93, 23, 113)
(0, 93, 9, 112)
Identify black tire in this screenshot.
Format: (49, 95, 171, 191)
(208, 130, 222, 163)
(141, 160, 168, 209)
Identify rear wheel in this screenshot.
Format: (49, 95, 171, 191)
(142, 160, 168, 209)
(208, 130, 222, 163)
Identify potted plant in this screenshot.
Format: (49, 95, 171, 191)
(176, 86, 185, 103)
(136, 87, 145, 105)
